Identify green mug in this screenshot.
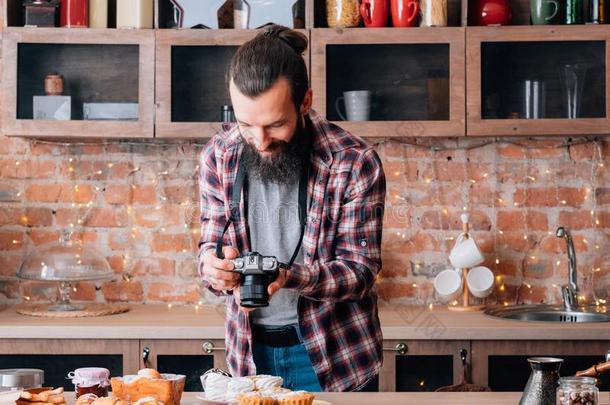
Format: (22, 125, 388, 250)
(530, 0, 559, 24)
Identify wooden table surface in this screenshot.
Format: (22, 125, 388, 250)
(56, 390, 609, 405)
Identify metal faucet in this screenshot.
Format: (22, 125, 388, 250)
(556, 227, 579, 310)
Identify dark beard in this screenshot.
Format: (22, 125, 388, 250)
(240, 118, 308, 184)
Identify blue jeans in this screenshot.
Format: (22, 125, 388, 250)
(252, 336, 322, 391)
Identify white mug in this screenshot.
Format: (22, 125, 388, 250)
(466, 266, 495, 298)
(434, 268, 463, 302)
(335, 90, 371, 121)
(449, 233, 484, 269)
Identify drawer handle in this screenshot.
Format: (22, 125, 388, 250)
(142, 347, 151, 366)
(383, 343, 408, 355)
(202, 341, 225, 354)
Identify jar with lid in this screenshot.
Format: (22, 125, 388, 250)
(0, 369, 44, 391)
(326, 0, 362, 27)
(556, 376, 599, 405)
(68, 368, 110, 399)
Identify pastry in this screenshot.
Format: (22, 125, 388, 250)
(237, 391, 277, 405)
(276, 391, 315, 405)
(202, 372, 231, 402)
(90, 397, 127, 405)
(226, 377, 255, 402)
(137, 369, 161, 379)
(110, 369, 185, 405)
(130, 396, 164, 405)
(17, 387, 66, 405)
(252, 375, 283, 391)
(75, 393, 98, 405)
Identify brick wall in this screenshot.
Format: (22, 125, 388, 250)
(0, 134, 608, 307)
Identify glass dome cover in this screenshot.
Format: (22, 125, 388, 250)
(17, 232, 113, 312)
(18, 232, 113, 282)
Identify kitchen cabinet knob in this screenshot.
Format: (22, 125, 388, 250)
(383, 342, 408, 355)
(142, 347, 151, 366)
(395, 342, 408, 355)
(202, 341, 224, 354)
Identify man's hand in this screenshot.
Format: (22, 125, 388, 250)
(201, 246, 240, 292)
(267, 268, 287, 298)
(233, 287, 255, 312)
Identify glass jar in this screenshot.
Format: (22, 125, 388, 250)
(326, 0, 361, 28)
(0, 369, 44, 391)
(23, 0, 59, 27)
(556, 376, 599, 405)
(419, 0, 448, 27)
(68, 368, 110, 399)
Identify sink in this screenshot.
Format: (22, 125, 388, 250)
(485, 305, 610, 323)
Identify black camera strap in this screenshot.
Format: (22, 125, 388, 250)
(215, 151, 310, 270)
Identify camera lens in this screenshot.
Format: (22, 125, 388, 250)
(239, 274, 269, 307)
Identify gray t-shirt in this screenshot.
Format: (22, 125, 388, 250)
(247, 176, 303, 327)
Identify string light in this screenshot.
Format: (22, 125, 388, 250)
(13, 137, 605, 308)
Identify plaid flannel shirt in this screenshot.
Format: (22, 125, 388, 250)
(198, 110, 386, 392)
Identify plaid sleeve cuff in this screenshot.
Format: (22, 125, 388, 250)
(198, 242, 230, 297)
(283, 263, 318, 292)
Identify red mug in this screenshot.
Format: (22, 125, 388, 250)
(360, 0, 390, 27)
(391, 0, 419, 27)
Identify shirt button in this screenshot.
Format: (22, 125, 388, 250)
(360, 240, 367, 247)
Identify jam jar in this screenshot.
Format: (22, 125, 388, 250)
(68, 368, 110, 399)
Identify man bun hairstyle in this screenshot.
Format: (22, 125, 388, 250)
(228, 24, 309, 111)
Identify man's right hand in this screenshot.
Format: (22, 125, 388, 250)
(201, 246, 240, 292)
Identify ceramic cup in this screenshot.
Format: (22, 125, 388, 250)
(434, 268, 463, 301)
(530, 0, 559, 24)
(466, 266, 495, 298)
(335, 90, 372, 121)
(449, 233, 485, 269)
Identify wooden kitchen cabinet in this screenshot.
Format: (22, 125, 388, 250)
(155, 29, 310, 139)
(471, 340, 610, 391)
(139, 339, 227, 392)
(379, 340, 469, 392)
(466, 26, 610, 136)
(155, 29, 255, 139)
(311, 28, 466, 138)
(0, 338, 139, 390)
(1, 27, 155, 138)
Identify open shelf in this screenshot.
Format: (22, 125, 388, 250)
(155, 0, 306, 29)
(311, 28, 465, 137)
(466, 25, 610, 136)
(1, 28, 154, 137)
(155, 29, 306, 138)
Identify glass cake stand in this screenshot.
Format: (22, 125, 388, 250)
(17, 233, 113, 311)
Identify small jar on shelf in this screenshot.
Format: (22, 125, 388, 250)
(326, 0, 362, 28)
(23, 0, 59, 27)
(419, 0, 448, 26)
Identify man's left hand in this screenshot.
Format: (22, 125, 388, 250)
(268, 268, 287, 298)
